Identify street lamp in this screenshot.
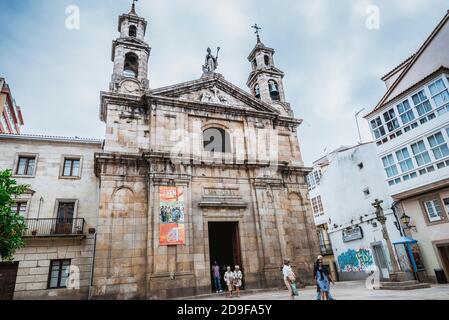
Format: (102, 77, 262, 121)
(400, 213, 411, 226)
(400, 213, 416, 232)
(372, 199, 402, 281)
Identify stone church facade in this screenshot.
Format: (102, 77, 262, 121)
(90, 5, 319, 300)
(1, 4, 319, 300)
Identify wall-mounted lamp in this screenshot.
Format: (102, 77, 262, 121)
(400, 213, 417, 232)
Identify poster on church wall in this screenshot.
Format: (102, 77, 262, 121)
(159, 186, 185, 245)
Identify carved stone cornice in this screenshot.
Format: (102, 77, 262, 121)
(94, 152, 147, 177)
(252, 177, 283, 189)
(150, 173, 191, 186)
(100, 91, 147, 122)
(198, 201, 248, 209)
(94, 151, 311, 179)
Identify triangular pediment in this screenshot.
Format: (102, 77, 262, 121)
(150, 74, 280, 114)
(375, 11, 449, 110)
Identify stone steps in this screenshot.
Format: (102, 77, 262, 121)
(172, 287, 285, 300)
(374, 280, 431, 290)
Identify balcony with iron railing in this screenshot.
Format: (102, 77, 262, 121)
(23, 218, 85, 239)
(319, 241, 334, 256)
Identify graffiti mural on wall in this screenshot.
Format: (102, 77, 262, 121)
(337, 248, 374, 272)
(356, 248, 374, 270)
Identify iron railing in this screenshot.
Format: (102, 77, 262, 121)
(319, 241, 334, 256)
(23, 218, 85, 237)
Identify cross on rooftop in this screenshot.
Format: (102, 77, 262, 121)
(252, 23, 262, 42)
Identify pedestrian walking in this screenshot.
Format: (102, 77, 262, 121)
(315, 257, 334, 300)
(233, 266, 243, 298)
(282, 258, 298, 300)
(224, 266, 234, 298)
(313, 255, 335, 300)
(211, 261, 223, 293)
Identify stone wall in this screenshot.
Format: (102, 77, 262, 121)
(93, 77, 318, 299)
(13, 237, 95, 300)
(91, 152, 318, 299)
(0, 135, 102, 299)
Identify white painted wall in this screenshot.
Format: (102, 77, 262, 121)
(320, 143, 403, 280)
(401, 194, 449, 278)
(388, 17, 449, 99)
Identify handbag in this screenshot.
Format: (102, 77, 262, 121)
(290, 283, 299, 296)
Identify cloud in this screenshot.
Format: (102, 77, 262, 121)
(0, 0, 447, 165)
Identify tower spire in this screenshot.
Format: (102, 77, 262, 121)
(130, 0, 138, 15)
(247, 26, 289, 112)
(109, 0, 151, 94)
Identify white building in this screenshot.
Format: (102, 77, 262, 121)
(306, 147, 352, 281)
(307, 155, 334, 279)
(320, 143, 405, 281)
(364, 11, 449, 283)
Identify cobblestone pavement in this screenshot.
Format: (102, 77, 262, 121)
(195, 281, 449, 300)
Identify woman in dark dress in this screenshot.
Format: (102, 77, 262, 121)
(315, 259, 334, 300)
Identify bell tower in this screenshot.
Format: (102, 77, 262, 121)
(247, 24, 292, 115)
(109, 1, 151, 95)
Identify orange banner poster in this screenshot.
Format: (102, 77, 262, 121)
(159, 186, 185, 245)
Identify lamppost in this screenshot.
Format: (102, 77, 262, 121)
(372, 199, 402, 281)
(355, 108, 365, 144)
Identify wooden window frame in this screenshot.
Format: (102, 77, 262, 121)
(14, 154, 38, 177)
(59, 156, 83, 180)
(54, 199, 78, 220)
(47, 259, 71, 289)
(418, 193, 448, 226)
(11, 200, 29, 218)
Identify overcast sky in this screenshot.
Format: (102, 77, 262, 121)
(0, 0, 448, 165)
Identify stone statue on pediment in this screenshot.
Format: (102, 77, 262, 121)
(203, 47, 220, 74)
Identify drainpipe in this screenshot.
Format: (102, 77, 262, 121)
(88, 231, 97, 300)
(37, 197, 44, 219)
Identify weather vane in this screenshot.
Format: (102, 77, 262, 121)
(252, 23, 262, 42)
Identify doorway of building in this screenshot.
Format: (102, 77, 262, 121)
(0, 262, 19, 300)
(208, 222, 243, 292)
(437, 244, 449, 281)
(372, 243, 389, 280)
